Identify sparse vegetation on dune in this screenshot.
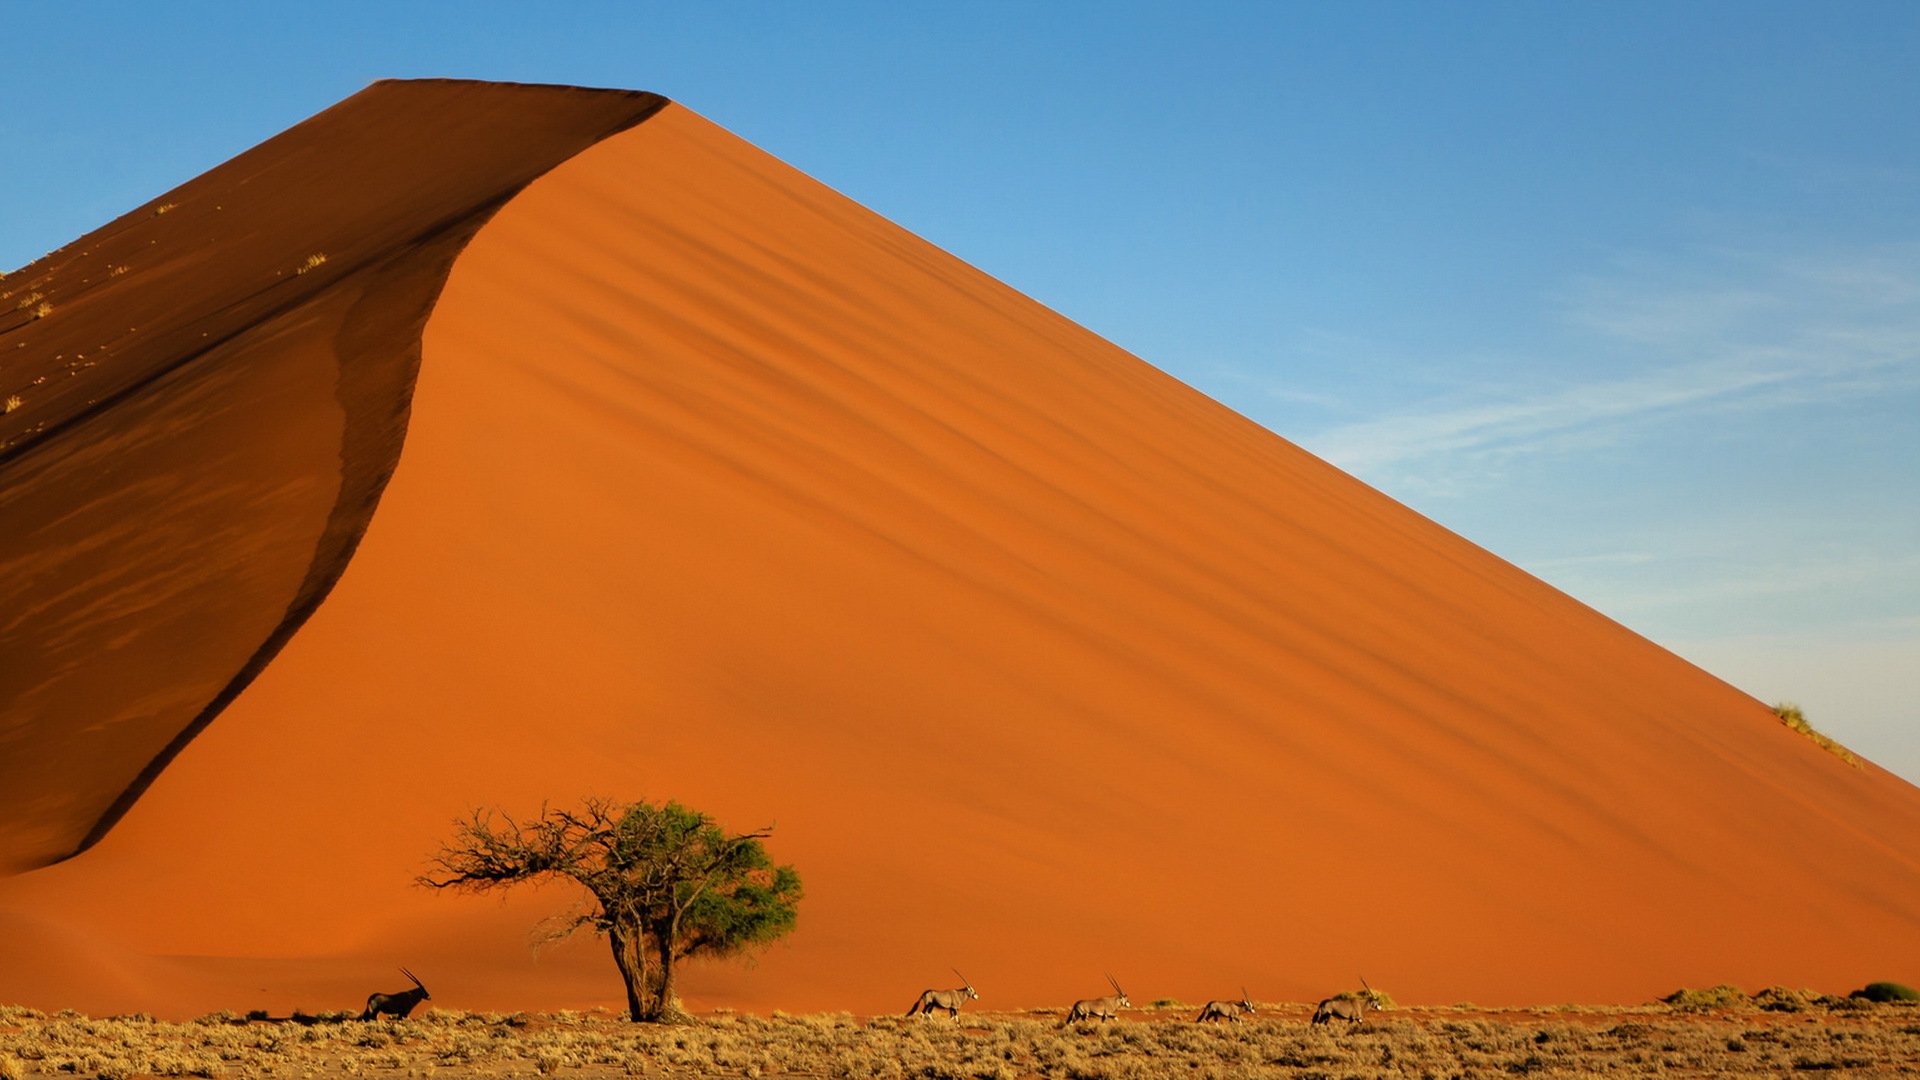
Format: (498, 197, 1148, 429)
(1772, 701, 1862, 767)
(5, 1001, 1920, 1079)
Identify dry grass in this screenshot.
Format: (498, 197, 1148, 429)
(296, 254, 328, 275)
(5, 1001, 1920, 1079)
(1773, 702, 1861, 767)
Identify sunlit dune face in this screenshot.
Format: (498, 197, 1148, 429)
(2, 84, 1919, 1020)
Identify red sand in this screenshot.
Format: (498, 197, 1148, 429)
(2, 81, 1918, 1020)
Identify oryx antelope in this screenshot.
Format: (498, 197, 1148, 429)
(1195, 987, 1255, 1023)
(1063, 974, 1131, 1025)
(906, 968, 979, 1019)
(359, 968, 431, 1020)
(1310, 976, 1378, 1026)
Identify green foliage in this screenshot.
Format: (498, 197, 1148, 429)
(1771, 702, 1861, 768)
(1851, 982, 1920, 1003)
(681, 858, 804, 961)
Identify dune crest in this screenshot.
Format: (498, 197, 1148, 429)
(0, 80, 664, 875)
(2, 81, 1917, 1018)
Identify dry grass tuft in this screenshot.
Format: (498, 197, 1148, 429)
(295, 253, 328, 275)
(1773, 702, 1861, 767)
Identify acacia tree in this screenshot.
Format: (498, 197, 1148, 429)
(420, 797, 802, 1022)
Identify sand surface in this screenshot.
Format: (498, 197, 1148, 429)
(2, 81, 1918, 1019)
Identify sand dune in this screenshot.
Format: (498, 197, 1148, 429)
(2, 80, 1917, 1019)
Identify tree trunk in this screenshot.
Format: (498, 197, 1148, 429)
(607, 920, 647, 1022)
(643, 917, 693, 1024)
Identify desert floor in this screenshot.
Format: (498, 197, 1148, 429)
(5, 1000, 1919, 1079)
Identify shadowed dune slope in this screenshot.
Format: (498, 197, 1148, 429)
(0, 80, 664, 874)
(4, 86, 1920, 1017)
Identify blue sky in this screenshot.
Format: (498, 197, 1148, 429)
(5, 2, 1917, 777)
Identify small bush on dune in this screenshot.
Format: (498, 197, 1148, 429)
(0, 1054, 23, 1080)
(1772, 702, 1861, 767)
(1850, 982, 1920, 1003)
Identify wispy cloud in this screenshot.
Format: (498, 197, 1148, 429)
(1551, 549, 1920, 619)
(1304, 357, 1805, 473)
(1295, 243, 1920, 483)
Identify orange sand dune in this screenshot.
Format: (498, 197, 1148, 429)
(0, 80, 664, 874)
(3, 81, 1918, 1019)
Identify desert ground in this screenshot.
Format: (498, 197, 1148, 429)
(5, 996, 1920, 1080)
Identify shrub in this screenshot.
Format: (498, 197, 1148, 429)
(1752, 986, 1813, 1012)
(1772, 702, 1861, 767)
(1329, 986, 1396, 1009)
(1661, 985, 1746, 1011)
(1850, 982, 1920, 1003)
